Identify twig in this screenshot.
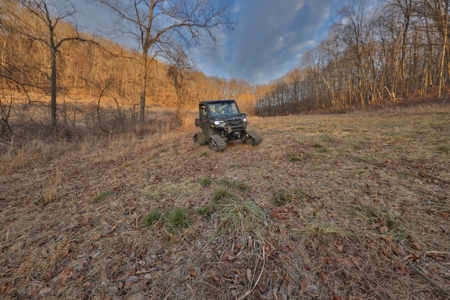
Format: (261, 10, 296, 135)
(442, 93, 448, 106)
(198, 280, 222, 292)
(237, 246, 265, 300)
(162, 229, 189, 248)
(424, 251, 450, 258)
(408, 262, 450, 296)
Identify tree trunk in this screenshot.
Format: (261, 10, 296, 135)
(139, 54, 148, 123)
(50, 38, 57, 128)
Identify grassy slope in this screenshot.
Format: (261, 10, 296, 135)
(1, 105, 449, 299)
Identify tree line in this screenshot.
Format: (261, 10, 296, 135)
(255, 0, 450, 116)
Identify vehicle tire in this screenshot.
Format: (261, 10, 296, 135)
(193, 132, 206, 145)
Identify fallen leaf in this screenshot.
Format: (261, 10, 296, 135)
(58, 268, 73, 284)
(144, 274, 152, 280)
(396, 267, 410, 275)
(320, 272, 329, 284)
(247, 269, 252, 282)
(124, 280, 133, 289)
(403, 253, 418, 261)
(189, 269, 197, 279)
(211, 270, 219, 282)
(307, 283, 318, 294)
(300, 278, 309, 294)
(313, 207, 319, 216)
(337, 257, 354, 267)
(311, 239, 320, 251)
(226, 254, 236, 261)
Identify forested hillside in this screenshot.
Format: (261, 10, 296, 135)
(255, 0, 450, 116)
(0, 0, 254, 139)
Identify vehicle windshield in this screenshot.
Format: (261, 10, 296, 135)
(207, 102, 240, 117)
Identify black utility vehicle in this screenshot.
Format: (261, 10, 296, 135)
(193, 100, 262, 151)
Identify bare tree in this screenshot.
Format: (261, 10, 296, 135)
(166, 48, 192, 124)
(97, 0, 234, 123)
(4, 0, 92, 128)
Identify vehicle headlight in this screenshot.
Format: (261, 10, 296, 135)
(243, 118, 247, 122)
(214, 120, 225, 127)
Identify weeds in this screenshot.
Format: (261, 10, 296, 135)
(200, 177, 213, 187)
(320, 135, 332, 143)
(34, 194, 50, 206)
(353, 155, 375, 163)
(287, 153, 301, 162)
(200, 151, 209, 157)
(197, 203, 216, 220)
(272, 189, 292, 206)
(167, 207, 190, 232)
(272, 188, 305, 206)
(217, 178, 250, 192)
(143, 209, 164, 227)
(217, 178, 233, 188)
(235, 182, 250, 193)
(292, 187, 306, 201)
(92, 190, 113, 204)
(435, 145, 449, 155)
(316, 147, 329, 153)
(351, 143, 362, 150)
(312, 143, 323, 148)
(213, 188, 238, 203)
(352, 205, 405, 243)
(219, 200, 265, 236)
(293, 222, 350, 244)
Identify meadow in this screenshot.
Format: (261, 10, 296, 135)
(1, 104, 449, 299)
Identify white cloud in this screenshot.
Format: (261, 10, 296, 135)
(72, 0, 347, 84)
(193, 0, 347, 84)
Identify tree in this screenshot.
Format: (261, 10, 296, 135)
(4, 0, 91, 128)
(98, 0, 234, 123)
(167, 48, 193, 124)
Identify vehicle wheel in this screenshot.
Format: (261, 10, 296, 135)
(193, 132, 206, 145)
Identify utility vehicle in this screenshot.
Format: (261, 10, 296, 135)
(193, 100, 262, 151)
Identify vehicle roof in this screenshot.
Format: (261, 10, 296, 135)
(199, 99, 236, 105)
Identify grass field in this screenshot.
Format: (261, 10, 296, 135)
(1, 105, 449, 299)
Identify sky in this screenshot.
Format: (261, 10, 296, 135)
(72, 0, 347, 85)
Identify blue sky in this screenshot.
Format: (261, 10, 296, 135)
(73, 0, 347, 85)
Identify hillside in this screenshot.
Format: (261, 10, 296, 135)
(1, 105, 450, 299)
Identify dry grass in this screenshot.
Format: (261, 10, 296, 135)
(1, 104, 449, 299)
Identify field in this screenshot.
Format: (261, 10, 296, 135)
(1, 105, 449, 299)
